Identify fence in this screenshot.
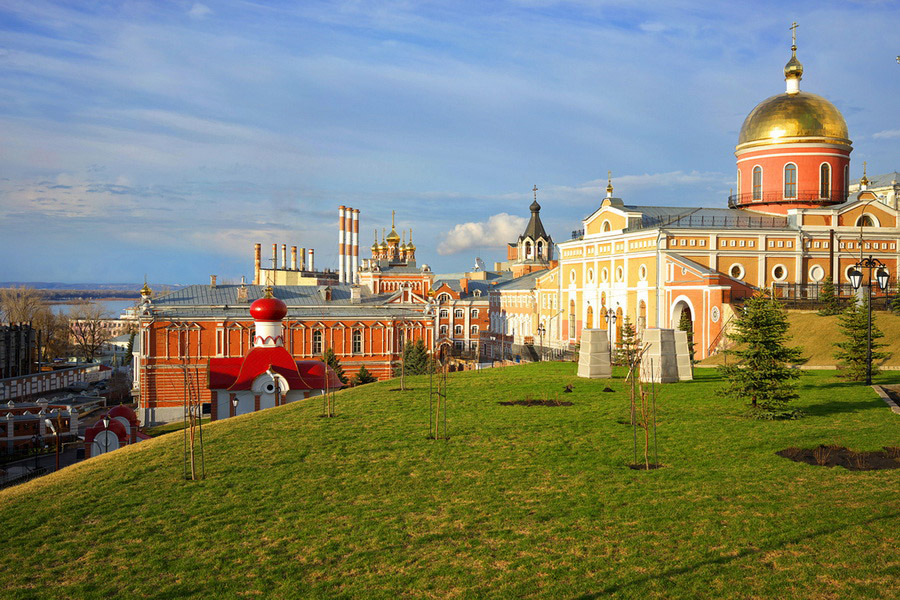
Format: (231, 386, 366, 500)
(0, 364, 107, 402)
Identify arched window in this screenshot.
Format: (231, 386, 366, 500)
(352, 330, 362, 354)
(454, 309, 464, 318)
(524, 241, 532, 259)
(454, 324, 463, 335)
(856, 215, 875, 227)
(471, 309, 478, 318)
(586, 305, 593, 329)
(312, 330, 323, 354)
(784, 163, 797, 198)
(638, 300, 647, 331)
(752, 166, 762, 200)
(568, 300, 575, 338)
(736, 169, 741, 197)
(440, 324, 448, 336)
(602, 220, 611, 232)
(820, 163, 831, 199)
(470, 325, 479, 336)
(439, 309, 448, 318)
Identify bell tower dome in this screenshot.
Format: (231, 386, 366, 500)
(731, 23, 852, 215)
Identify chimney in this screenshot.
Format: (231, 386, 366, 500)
(299, 247, 306, 271)
(308, 248, 315, 272)
(352, 208, 360, 284)
(338, 206, 346, 283)
(254, 243, 261, 285)
(460, 278, 469, 294)
(210, 275, 217, 288)
(281, 244, 287, 270)
(291, 246, 298, 270)
(319, 285, 332, 302)
(272, 243, 278, 270)
(350, 284, 361, 303)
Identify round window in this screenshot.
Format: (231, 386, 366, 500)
(616, 266, 624, 282)
(809, 265, 825, 283)
(569, 269, 576, 283)
(638, 265, 647, 281)
(601, 268, 609, 283)
(729, 264, 745, 280)
(264, 382, 276, 394)
(587, 268, 594, 283)
(711, 306, 721, 323)
(772, 265, 786, 281)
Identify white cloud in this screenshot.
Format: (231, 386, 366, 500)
(873, 129, 900, 139)
(437, 213, 528, 256)
(188, 4, 212, 19)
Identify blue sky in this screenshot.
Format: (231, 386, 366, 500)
(1, 1, 897, 284)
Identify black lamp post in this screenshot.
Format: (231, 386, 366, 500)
(231, 396, 239, 417)
(537, 323, 546, 362)
(848, 256, 890, 385)
(102, 414, 111, 454)
(44, 417, 60, 472)
(604, 309, 617, 361)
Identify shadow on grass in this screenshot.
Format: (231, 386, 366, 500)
(574, 510, 899, 599)
(802, 399, 885, 416)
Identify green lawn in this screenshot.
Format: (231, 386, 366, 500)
(1, 363, 898, 599)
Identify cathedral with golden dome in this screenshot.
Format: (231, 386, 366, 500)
(536, 26, 898, 361)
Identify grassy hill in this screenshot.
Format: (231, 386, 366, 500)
(701, 309, 900, 367)
(1, 364, 898, 599)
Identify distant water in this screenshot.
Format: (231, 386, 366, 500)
(51, 300, 138, 318)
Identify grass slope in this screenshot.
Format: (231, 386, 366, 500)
(1, 364, 898, 599)
(701, 310, 900, 367)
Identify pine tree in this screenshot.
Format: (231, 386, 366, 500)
(720, 292, 805, 417)
(322, 347, 348, 385)
(352, 365, 377, 386)
(834, 298, 889, 381)
(123, 332, 135, 365)
(817, 276, 841, 316)
(678, 310, 695, 363)
(393, 340, 433, 376)
(891, 294, 900, 315)
(616, 316, 639, 366)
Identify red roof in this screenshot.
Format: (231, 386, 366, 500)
(208, 347, 343, 391)
(249, 296, 287, 322)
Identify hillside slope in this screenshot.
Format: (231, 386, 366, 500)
(1, 364, 897, 599)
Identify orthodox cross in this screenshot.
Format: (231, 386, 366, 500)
(533, 184, 538, 201)
(789, 22, 798, 46)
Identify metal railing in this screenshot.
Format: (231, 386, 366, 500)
(649, 213, 789, 230)
(727, 191, 848, 209)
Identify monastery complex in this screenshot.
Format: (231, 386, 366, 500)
(132, 37, 898, 424)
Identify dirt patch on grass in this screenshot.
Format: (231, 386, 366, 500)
(628, 463, 664, 470)
(499, 398, 573, 407)
(777, 446, 900, 471)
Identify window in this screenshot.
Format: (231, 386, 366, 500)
(638, 265, 647, 281)
(312, 330, 323, 354)
(470, 325, 479, 336)
(440, 325, 448, 336)
(809, 265, 825, 282)
(736, 169, 741, 196)
(729, 264, 745, 280)
(784, 163, 797, 198)
(615, 266, 624, 282)
(601, 268, 609, 282)
(569, 269, 576, 283)
(587, 268, 594, 283)
(438, 293, 451, 303)
(752, 166, 762, 200)
(352, 330, 362, 354)
(844, 165, 850, 194)
(470, 309, 478, 318)
(454, 309, 464, 318)
(454, 325, 463, 335)
(602, 220, 611, 232)
(856, 215, 875, 227)
(820, 163, 831, 198)
(772, 265, 787, 281)
(439, 309, 448, 318)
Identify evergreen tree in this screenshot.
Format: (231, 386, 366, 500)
(393, 340, 433, 376)
(719, 292, 805, 417)
(123, 332, 135, 365)
(352, 365, 377, 386)
(678, 310, 695, 363)
(817, 276, 841, 316)
(834, 298, 889, 381)
(891, 293, 900, 315)
(322, 347, 348, 385)
(616, 316, 639, 366)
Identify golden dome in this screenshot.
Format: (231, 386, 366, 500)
(140, 282, 152, 296)
(737, 91, 850, 151)
(386, 228, 401, 243)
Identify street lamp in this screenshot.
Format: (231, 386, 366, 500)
(604, 309, 617, 362)
(102, 414, 111, 454)
(231, 396, 239, 416)
(44, 417, 60, 472)
(848, 256, 890, 385)
(537, 323, 546, 362)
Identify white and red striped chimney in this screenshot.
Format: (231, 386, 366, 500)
(351, 208, 360, 284)
(338, 206, 347, 283)
(308, 248, 315, 272)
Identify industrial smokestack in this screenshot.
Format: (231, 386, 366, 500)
(338, 206, 346, 283)
(254, 243, 261, 285)
(291, 246, 298, 270)
(299, 247, 306, 271)
(281, 244, 287, 271)
(351, 208, 360, 284)
(272, 243, 277, 270)
(308, 248, 315, 272)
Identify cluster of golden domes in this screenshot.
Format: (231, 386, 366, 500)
(736, 33, 850, 152)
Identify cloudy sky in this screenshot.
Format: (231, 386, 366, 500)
(1, 1, 897, 284)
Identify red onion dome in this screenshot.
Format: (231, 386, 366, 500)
(250, 295, 287, 322)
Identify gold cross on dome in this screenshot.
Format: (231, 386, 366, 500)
(533, 185, 538, 201)
(790, 22, 798, 48)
